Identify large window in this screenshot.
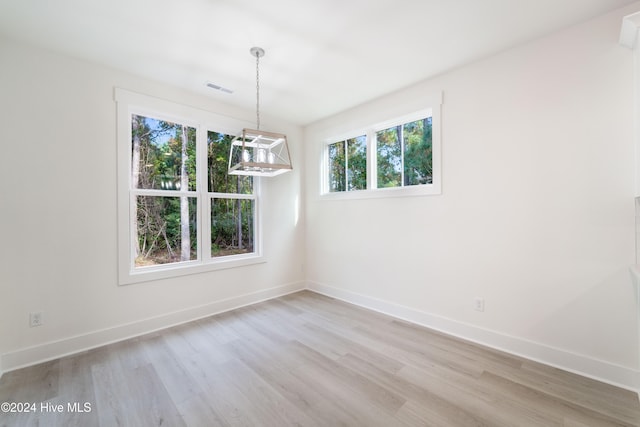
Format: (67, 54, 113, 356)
(116, 89, 262, 284)
(322, 101, 441, 198)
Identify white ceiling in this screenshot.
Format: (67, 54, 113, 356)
(0, 0, 636, 125)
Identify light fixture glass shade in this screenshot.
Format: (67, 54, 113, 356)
(228, 128, 293, 177)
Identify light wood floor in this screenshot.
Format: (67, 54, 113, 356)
(1, 290, 639, 426)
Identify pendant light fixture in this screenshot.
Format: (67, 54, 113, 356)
(228, 47, 293, 177)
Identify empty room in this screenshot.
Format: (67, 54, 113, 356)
(2, 0, 640, 425)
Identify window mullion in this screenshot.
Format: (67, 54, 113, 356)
(369, 129, 377, 190)
(197, 126, 208, 262)
(130, 189, 197, 197)
(210, 192, 255, 200)
(344, 140, 349, 191)
(251, 177, 264, 255)
(399, 125, 405, 187)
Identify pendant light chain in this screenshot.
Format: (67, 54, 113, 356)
(255, 50, 260, 131)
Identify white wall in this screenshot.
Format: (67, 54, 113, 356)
(305, 4, 639, 389)
(1, 3, 638, 392)
(0, 37, 305, 373)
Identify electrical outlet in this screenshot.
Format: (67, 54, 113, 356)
(474, 297, 485, 312)
(29, 312, 43, 327)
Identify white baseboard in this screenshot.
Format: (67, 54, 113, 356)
(306, 281, 640, 394)
(0, 281, 305, 374)
(2, 279, 637, 397)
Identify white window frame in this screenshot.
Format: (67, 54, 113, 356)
(115, 88, 264, 285)
(321, 95, 442, 199)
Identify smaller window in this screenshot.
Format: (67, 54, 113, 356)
(321, 96, 441, 199)
(376, 117, 433, 188)
(327, 135, 367, 192)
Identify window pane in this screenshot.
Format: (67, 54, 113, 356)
(135, 196, 198, 267)
(131, 115, 196, 191)
(208, 131, 253, 194)
(376, 126, 402, 188)
(211, 198, 254, 257)
(403, 117, 433, 186)
(347, 136, 367, 191)
(328, 141, 346, 192)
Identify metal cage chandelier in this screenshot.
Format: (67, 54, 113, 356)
(228, 47, 293, 177)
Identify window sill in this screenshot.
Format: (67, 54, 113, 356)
(319, 183, 441, 201)
(119, 254, 266, 286)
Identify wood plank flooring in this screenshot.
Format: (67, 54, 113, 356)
(1, 290, 639, 426)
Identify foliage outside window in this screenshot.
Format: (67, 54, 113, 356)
(132, 116, 198, 267)
(324, 107, 439, 197)
(377, 117, 433, 188)
(207, 131, 255, 258)
(327, 135, 367, 192)
(116, 89, 262, 285)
